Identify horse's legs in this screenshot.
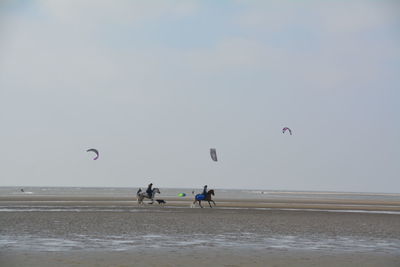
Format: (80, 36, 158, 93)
(211, 200, 216, 206)
(199, 200, 203, 208)
(208, 201, 212, 208)
(138, 195, 146, 206)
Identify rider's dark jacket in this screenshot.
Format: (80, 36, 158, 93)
(146, 184, 153, 196)
(202, 186, 207, 196)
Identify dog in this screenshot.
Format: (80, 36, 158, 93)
(155, 199, 166, 206)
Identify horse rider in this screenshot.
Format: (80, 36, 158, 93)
(146, 183, 153, 198)
(202, 185, 208, 197)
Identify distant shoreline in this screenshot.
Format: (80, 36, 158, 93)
(2, 186, 400, 195)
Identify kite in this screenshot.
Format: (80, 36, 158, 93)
(282, 127, 292, 135)
(210, 148, 218, 162)
(86, 148, 99, 160)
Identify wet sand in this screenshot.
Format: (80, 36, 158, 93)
(1, 196, 400, 266)
(2, 249, 400, 267)
(2, 195, 400, 211)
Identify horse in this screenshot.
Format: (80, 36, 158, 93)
(136, 187, 160, 205)
(192, 189, 215, 208)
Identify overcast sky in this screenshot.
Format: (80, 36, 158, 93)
(0, 1, 399, 192)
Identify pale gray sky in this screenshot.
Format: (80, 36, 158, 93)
(0, 0, 399, 192)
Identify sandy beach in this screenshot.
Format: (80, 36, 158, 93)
(1, 193, 400, 266)
(2, 0, 400, 264)
(2, 194, 400, 211)
(2, 249, 400, 267)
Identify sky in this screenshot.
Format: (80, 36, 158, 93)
(0, 0, 399, 192)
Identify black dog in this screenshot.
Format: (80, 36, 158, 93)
(156, 199, 166, 205)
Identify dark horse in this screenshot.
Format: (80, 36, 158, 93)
(192, 189, 215, 208)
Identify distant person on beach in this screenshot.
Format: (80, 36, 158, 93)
(146, 183, 153, 198)
(202, 185, 208, 196)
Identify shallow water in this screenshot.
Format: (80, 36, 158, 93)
(1, 205, 400, 215)
(1, 207, 400, 253)
(1, 232, 399, 253)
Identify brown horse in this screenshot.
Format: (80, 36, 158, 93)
(192, 189, 215, 208)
